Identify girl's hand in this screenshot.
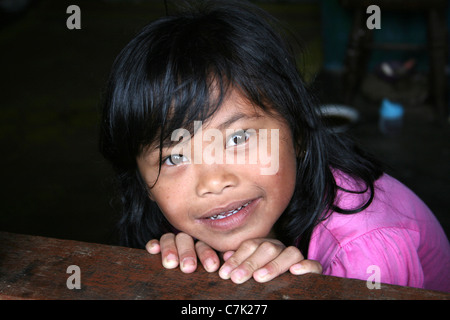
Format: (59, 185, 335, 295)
(146, 233, 322, 284)
(218, 238, 322, 284)
(146, 232, 221, 274)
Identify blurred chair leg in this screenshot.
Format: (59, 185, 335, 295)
(343, 7, 373, 104)
(427, 8, 448, 120)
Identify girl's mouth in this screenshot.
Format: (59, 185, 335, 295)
(198, 198, 260, 231)
(208, 201, 251, 220)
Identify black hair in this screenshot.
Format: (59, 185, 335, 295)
(99, 0, 383, 255)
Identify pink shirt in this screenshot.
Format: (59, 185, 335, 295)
(308, 172, 450, 292)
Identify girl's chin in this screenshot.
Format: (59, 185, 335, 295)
(197, 228, 276, 253)
(197, 235, 245, 253)
(206, 241, 241, 253)
(201, 233, 262, 253)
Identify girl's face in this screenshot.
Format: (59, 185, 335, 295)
(137, 91, 297, 252)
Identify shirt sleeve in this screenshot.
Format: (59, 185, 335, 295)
(323, 227, 425, 288)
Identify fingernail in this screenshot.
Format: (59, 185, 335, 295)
(291, 264, 305, 275)
(204, 258, 216, 272)
(149, 242, 158, 253)
(163, 253, 178, 269)
(231, 269, 247, 284)
(219, 265, 232, 279)
(181, 258, 196, 272)
(255, 268, 269, 280)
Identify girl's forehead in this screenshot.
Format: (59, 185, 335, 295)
(174, 87, 269, 130)
(204, 90, 265, 125)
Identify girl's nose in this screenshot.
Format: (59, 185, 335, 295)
(195, 165, 239, 197)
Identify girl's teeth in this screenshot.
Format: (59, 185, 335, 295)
(209, 202, 251, 220)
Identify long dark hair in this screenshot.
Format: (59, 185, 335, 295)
(99, 0, 383, 255)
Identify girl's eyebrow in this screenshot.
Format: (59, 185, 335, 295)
(144, 112, 262, 156)
(216, 112, 262, 131)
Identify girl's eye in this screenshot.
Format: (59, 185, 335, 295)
(226, 130, 250, 147)
(163, 154, 188, 166)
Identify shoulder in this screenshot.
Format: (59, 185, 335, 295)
(310, 172, 430, 254)
(310, 224, 424, 287)
(307, 172, 449, 288)
(328, 172, 434, 237)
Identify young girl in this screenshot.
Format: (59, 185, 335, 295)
(99, 0, 450, 291)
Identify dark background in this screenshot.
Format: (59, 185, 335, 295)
(0, 0, 449, 246)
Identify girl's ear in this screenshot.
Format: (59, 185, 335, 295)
(148, 192, 155, 201)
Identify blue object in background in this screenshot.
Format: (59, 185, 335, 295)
(380, 99, 404, 119)
(379, 99, 404, 135)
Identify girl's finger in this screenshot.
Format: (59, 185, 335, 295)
(219, 239, 284, 283)
(195, 241, 220, 273)
(159, 233, 179, 269)
(145, 239, 161, 254)
(222, 250, 235, 261)
(175, 232, 198, 273)
(253, 246, 304, 283)
(290, 259, 323, 275)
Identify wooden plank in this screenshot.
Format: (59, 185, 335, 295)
(0, 232, 448, 300)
